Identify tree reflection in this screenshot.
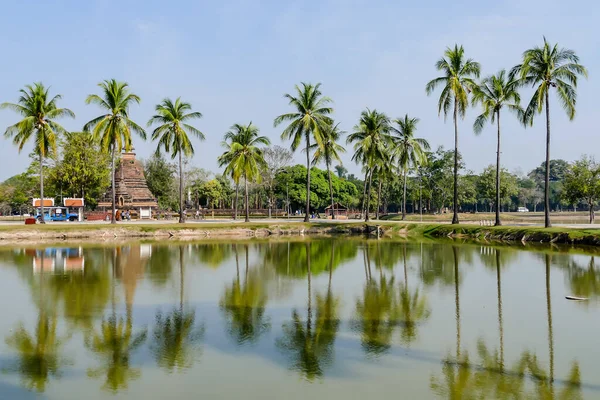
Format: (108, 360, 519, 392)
(220, 244, 270, 344)
(353, 242, 397, 356)
(4, 256, 69, 392)
(153, 246, 203, 372)
(396, 244, 430, 345)
(85, 248, 147, 392)
(277, 242, 340, 380)
(568, 256, 600, 300)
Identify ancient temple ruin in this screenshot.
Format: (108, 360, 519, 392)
(98, 151, 158, 218)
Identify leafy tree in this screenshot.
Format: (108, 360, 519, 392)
(1, 83, 75, 223)
(311, 122, 346, 219)
(144, 154, 178, 210)
(261, 145, 293, 217)
(334, 165, 347, 179)
(274, 165, 359, 212)
(477, 166, 519, 212)
(0, 171, 37, 213)
(426, 44, 481, 224)
(562, 156, 600, 223)
(47, 132, 110, 209)
(274, 82, 333, 222)
(198, 179, 223, 209)
(390, 115, 430, 220)
(347, 108, 392, 221)
(84, 79, 146, 224)
(528, 159, 569, 183)
(513, 38, 587, 227)
(148, 98, 204, 223)
(218, 122, 270, 222)
(472, 69, 524, 225)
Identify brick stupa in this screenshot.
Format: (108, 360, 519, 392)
(98, 151, 158, 218)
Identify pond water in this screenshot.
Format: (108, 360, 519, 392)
(0, 239, 599, 399)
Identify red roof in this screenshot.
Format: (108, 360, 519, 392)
(33, 198, 54, 207)
(64, 198, 84, 207)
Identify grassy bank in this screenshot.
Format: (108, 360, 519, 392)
(1, 220, 600, 246)
(420, 224, 600, 246)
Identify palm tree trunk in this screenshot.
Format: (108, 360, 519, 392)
(366, 169, 373, 222)
(496, 250, 504, 370)
(111, 143, 116, 224)
(327, 164, 335, 220)
(235, 245, 240, 284)
(361, 169, 369, 218)
(452, 98, 460, 225)
(179, 246, 184, 311)
(376, 179, 382, 220)
(306, 242, 312, 333)
(245, 244, 249, 280)
(544, 91, 552, 228)
(234, 183, 239, 220)
(304, 135, 311, 223)
(453, 246, 460, 359)
(495, 111, 502, 226)
(402, 168, 408, 220)
(545, 254, 554, 384)
(179, 146, 185, 223)
(244, 175, 250, 223)
(329, 242, 334, 290)
(590, 202, 594, 224)
(39, 153, 45, 224)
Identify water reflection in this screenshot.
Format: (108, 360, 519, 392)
(277, 242, 340, 380)
(220, 244, 270, 344)
(0, 240, 598, 398)
(85, 249, 148, 392)
(152, 247, 204, 373)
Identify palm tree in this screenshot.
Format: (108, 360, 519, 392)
(311, 122, 346, 219)
(390, 115, 430, 220)
(218, 122, 270, 222)
(512, 39, 587, 228)
(426, 45, 481, 224)
(274, 82, 333, 222)
(472, 70, 524, 226)
(347, 109, 392, 221)
(83, 79, 146, 224)
(148, 98, 205, 223)
(1, 83, 75, 224)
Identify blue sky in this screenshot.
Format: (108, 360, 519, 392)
(0, 0, 597, 181)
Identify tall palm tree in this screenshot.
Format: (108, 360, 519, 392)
(512, 39, 587, 228)
(83, 79, 146, 224)
(274, 82, 333, 222)
(472, 70, 524, 226)
(1, 83, 75, 223)
(390, 115, 430, 220)
(218, 122, 270, 222)
(426, 45, 481, 224)
(347, 109, 392, 221)
(311, 122, 345, 219)
(148, 98, 204, 223)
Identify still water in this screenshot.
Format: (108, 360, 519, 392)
(0, 239, 598, 399)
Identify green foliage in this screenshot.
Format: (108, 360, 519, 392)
(274, 165, 359, 211)
(477, 166, 519, 208)
(46, 132, 110, 209)
(0, 171, 37, 212)
(144, 154, 178, 210)
(198, 179, 224, 208)
(528, 159, 569, 183)
(562, 156, 600, 213)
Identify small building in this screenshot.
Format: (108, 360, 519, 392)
(64, 198, 85, 222)
(33, 198, 54, 208)
(97, 151, 158, 219)
(324, 202, 348, 219)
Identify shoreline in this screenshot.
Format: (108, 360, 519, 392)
(0, 221, 600, 246)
